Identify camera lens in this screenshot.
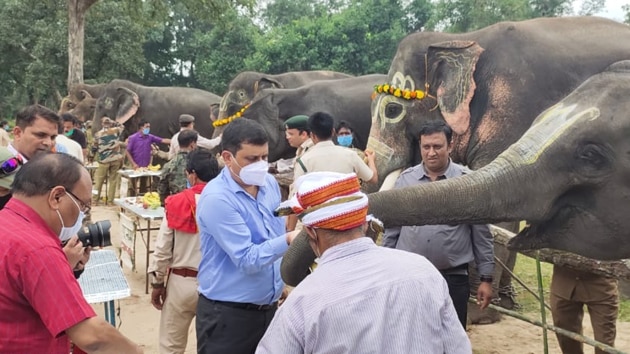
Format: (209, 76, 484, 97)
(77, 220, 112, 248)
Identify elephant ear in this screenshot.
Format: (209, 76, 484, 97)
(58, 97, 74, 113)
(209, 103, 219, 122)
(115, 87, 140, 125)
(80, 90, 92, 99)
(254, 77, 283, 95)
(427, 41, 484, 135)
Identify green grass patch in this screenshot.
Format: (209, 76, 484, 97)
(511, 253, 630, 322)
(512, 253, 553, 315)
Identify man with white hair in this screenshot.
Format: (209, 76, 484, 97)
(257, 172, 471, 354)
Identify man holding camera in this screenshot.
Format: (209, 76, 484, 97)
(0, 152, 142, 353)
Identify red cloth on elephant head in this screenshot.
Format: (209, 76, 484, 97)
(165, 183, 206, 233)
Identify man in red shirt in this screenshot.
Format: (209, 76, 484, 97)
(0, 153, 142, 353)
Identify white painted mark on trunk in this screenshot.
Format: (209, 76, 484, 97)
(506, 103, 600, 165)
(367, 138, 395, 160)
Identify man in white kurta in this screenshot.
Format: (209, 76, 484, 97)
(257, 172, 471, 354)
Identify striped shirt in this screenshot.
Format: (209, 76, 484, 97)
(256, 238, 471, 354)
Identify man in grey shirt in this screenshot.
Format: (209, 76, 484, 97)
(382, 119, 494, 328)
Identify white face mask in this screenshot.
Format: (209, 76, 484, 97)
(230, 154, 268, 186)
(57, 192, 86, 242)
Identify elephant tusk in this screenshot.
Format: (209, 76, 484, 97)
(378, 169, 403, 191)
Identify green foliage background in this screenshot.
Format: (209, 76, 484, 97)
(0, 0, 625, 118)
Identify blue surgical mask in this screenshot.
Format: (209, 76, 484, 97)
(57, 192, 86, 242)
(142, 128, 150, 135)
(337, 135, 353, 147)
(186, 179, 191, 189)
(3, 125, 9, 132)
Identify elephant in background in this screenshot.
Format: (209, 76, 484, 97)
(215, 74, 386, 162)
(369, 16, 630, 190)
(59, 83, 107, 121)
(282, 60, 630, 293)
(218, 70, 353, 120)
(92, 79, 221, 141)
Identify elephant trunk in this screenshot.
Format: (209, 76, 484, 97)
(368, 154, 564, 228)
(218, 91, 237, 120)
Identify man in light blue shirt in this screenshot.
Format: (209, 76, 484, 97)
(196, 118, 295, 354)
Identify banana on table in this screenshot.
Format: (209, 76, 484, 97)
(141, 192, 161, 209)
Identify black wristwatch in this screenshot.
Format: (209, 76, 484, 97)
(480, 275, 493, 283)
(151, 282, 165, 289)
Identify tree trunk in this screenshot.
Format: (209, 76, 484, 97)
(67, 0, 99, 90)
(491, 225, 630, 279)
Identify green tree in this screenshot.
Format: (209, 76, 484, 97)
(624, 4, 630, 24)
(83, 1, 146, 83)
(66, 0, 256, 90)
(427, 0, 575, 32)
(247, 0, 412, 75)
(0, 0, 67, 114)
(261, 0, 320, 28)
(195, 10, 261, 94)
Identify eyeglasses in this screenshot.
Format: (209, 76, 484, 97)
(0, 156, 23, 177)
(65, 189, 91, 214)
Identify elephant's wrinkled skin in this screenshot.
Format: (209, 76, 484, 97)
(369, 61, 630, 260)
(92, 79, 221, 140)
(218, 70, 353, 120)
(282, 61, 630, 289)
(59, 83, 107, 121)
(226, 74, 386, 162)
(369, 16, 630, 190)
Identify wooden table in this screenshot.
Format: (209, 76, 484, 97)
(114, 197, 164, 294)
(117, 169, 162, 197)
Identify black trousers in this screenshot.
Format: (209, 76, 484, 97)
(196, 294, 276, 354)
(441, 274, 470, 329)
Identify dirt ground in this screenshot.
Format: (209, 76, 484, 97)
(89, 205, 630, 354)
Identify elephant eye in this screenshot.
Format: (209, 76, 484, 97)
(574, 142, 612, 178)
(68, 102, 75, 108)
(384, 102, 403, 119)
(237, 90, 246, 98)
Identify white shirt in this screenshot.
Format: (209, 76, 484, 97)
(55, 135, 84, 163)
(256, 238, 471, 354)
(169, 130, 221, 160)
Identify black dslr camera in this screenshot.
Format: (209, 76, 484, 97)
(77, 220, 112, 248)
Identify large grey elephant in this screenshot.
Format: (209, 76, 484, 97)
(282, 61, 630, 286)
(218, 70, 353, 120)
(92, 79, 221, 140)
(366, 16, 630, 318)
(369, 16, 630, 190)
(215, 74, 386, 162)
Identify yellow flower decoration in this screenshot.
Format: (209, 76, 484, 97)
(373, 84, 427, 101)
(213, 104, 250, 127)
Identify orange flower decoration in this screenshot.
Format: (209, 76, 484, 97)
(373, 84, 426, 101)
(213, 104, 250, 127)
